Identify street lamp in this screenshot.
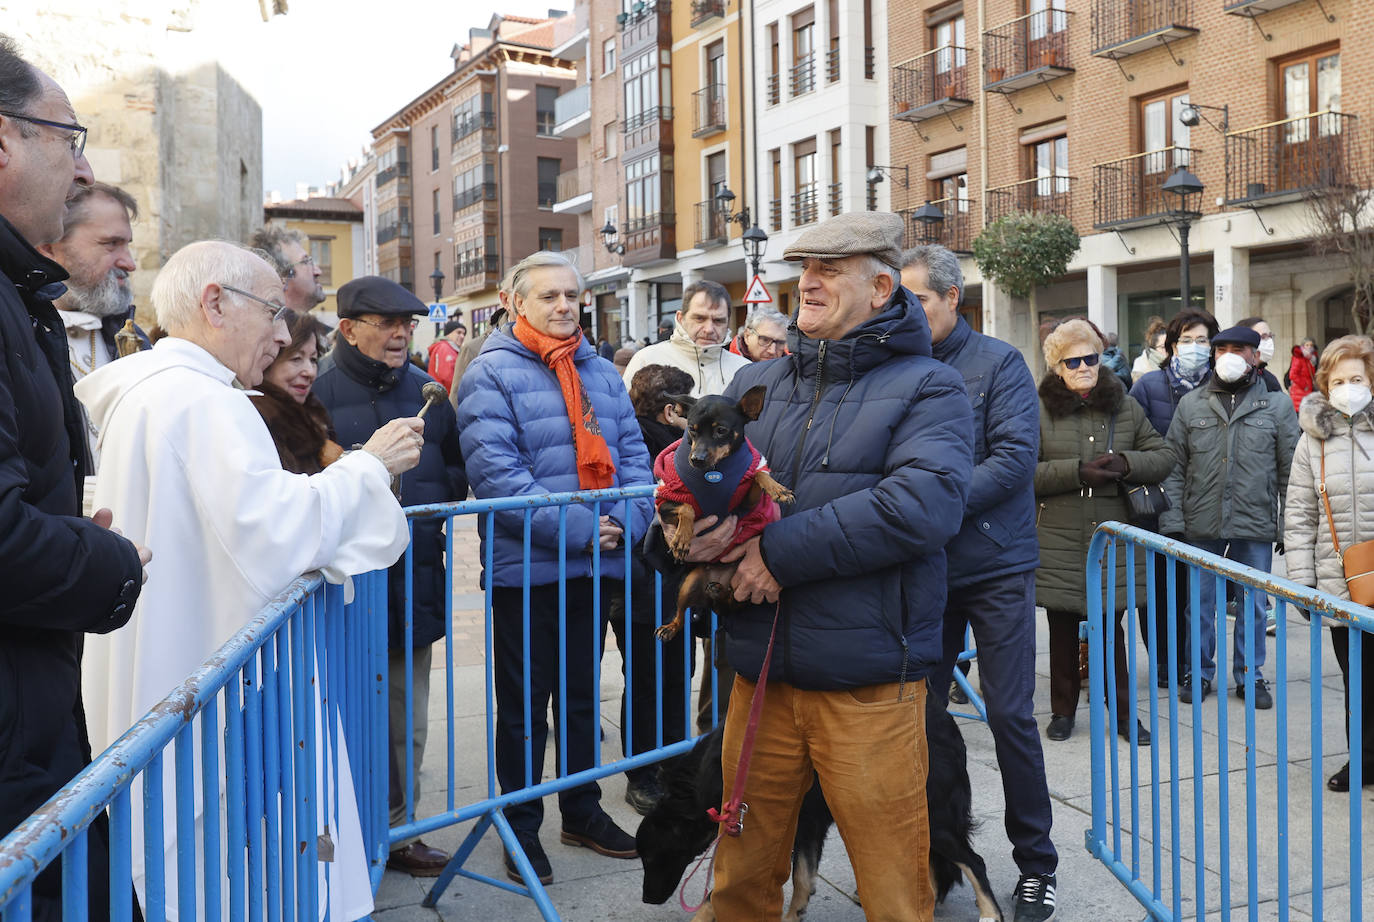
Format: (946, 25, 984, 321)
(713, 185, 767, 279)
(865, 165, 909, 211)
(911, 200, 945, 244)
(741, 224, 769, 278)
(1163, 166, 1204, 310)
(429, 266, 445, 338)
(599, 220, 625, 255)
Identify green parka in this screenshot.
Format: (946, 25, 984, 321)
(1035, 372, 1176, 614)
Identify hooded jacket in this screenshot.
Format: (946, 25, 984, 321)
(621, 321, 751, 398)
(1289, 345, 1317, 413)
(313, 337, 467, 648)
(1284, 393, 1374, 600)
(1160, 373, 1301, 542)
(455, 325, 655, 588)
(718, 286, 974, 690)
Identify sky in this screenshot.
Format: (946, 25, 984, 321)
(206, 0, 571, 199)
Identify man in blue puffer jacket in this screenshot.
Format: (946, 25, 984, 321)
(456, 251, 654, 885)
(673, 213, 973, 920)
(312, 275, 468, 876)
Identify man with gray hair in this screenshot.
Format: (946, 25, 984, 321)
(251, 224, 325, 312)
(729, 304, 789, 362)
(901, 244, 1058, 922)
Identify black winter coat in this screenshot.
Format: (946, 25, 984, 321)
(314, 338, 467, 648)
(721, 288, 974, 690)
(0, 215, 143, 915)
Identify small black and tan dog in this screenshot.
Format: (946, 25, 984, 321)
(651, 385, 793, 641)
(635, 690, 1005, 922)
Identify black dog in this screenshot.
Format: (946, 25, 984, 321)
(636, 690, 1004, 921)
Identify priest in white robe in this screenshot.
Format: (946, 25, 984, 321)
(76, 240, 428, 921)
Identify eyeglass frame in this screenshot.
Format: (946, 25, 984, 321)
(285, 253, 316, 279)
(747, 330, 788, 351)
(0, 110, 87, 158)
(1060, 354, 1100, 370)
(219, 284, 291, 325)
(351, 315, 420, 333)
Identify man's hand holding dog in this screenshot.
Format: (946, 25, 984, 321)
(660, 513, 739, 563)
(721, 537, 780, 604)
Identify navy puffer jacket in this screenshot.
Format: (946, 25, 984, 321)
(721, 288, 974, 690)
(313, 339, 467, 648)
(455, 325, 654, 588)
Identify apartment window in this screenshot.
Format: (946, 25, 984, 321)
(707, 151, 728, 228)
(434, 251, 441, 288)
(706, 39, 725, 89)
(603, 121, 618, 158)
(928, 147, 969, 214)
(309, 238, 332, 286)
(930, 9, 967, 74)
(794, 137, 818, 225)
(827, 0, 839, 82)
(431, 125, 439, 171)
(432, 189, 440, 234)
(792, 8, 816, 96)
(767, 23, 780, 105)
(1139, 88, 1191, 176)
(625, 154, 662, 226)
(769, 148, 783, 230)
(536, 85, 559, 136)
(539, 228, 564, 251)
(453, 160, 496, 210)
(1280, 45, 1341, 141)
(624, 51, 659, 129)
(863, 0, 875, 77)
(537, 157, 560, 208)
(1027, 0, 1067, 38)
(828, 129, 843, 215)
(603, 38, 616, 76)
(604, 204, 618, 230)
(453, 93, 493, 141)
(1025, 129, 1068, 197)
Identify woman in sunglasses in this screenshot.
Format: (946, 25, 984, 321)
(1034, 318, 1175, 743)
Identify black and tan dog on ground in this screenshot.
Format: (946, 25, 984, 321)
(650, 385, 793, 641)
(635, 688, 1005, 922)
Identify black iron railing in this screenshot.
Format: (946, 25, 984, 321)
(791, 187, 819, 226)
(692, 85, 727, 137)
(452, 183, 497, 213)
(865, 45, 876, 78)
(985, 176, 1074, 224)
(1225, 111, 1357, 206)
(983, 8, 1073, 87)
(900, 198, 975, 253)
(690, 0, 724, 27)
(828, 182, 843, 216)
(1094, 147, 1200, 229)
(769, 198, 782, 230)
(695, 201, 729, 248)
(377, 161, 410, 188)
(790, 53, 815, 96)
(826, 47, 840, 83)
(375, 221, 412, 245)
(456, 253, 500, 279)
(767, 73, 780, 105)
(1091, 0, 1192, 54)
(452, 111, 495, 144)
(622, 105, 674, 133)
(892, 47, 972, 120)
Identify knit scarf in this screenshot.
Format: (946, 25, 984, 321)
(512, 314, 616, 490)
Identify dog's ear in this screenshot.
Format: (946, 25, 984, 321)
(737, 385, 767, 422)
(666, 393, 696, 416)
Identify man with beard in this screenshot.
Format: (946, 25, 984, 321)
(250, 225, 325, 312)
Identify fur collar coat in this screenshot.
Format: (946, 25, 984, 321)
(249, 384, 343, 475)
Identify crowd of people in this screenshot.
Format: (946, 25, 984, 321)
(4, 29, 1374, 922)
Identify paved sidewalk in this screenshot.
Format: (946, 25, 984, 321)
(369, 519, 1372, 921)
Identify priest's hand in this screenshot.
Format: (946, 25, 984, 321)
(93, 507, 153, 583)
(659, 514, 738, 563)
(363, 418, 426, 475)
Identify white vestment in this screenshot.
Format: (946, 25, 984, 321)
(76, 338, 409, 921)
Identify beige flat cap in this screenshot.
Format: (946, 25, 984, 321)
(782, 211, 906, 269)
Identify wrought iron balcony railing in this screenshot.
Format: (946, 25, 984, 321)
(985, 175, 1075, 224)
(900, 197, 975, 253)
(690, 0, 724, 27)
(892, 47, 974, 123)
(826, 47, 840, 83)
(791, 187, 819, 226)
(865, 45, 876, 79)
(452, 112, 495, 144)
(828, 181, 843, 216)
(983, 9, 1074, 92)
(622, 105, 674, 133)
(455, 253, 501, 279)
(375, 221, 412, 245)
(452, 183, 497, 213)
(695, 201, 729, 248)
(1091, 0, 1196, 59)
(692, 84, 727, 138)
(790, 53, 816, 97)
(767, 73, 780, 106)
(769, 197, 782, 230)
(1093, 146, 1200, 229)
(1225, 110, 1357, 206)
(377, 161, 410, 188)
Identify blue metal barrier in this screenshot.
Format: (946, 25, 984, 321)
(1086, 522, 1370, 922)
(0, 570, 389, 922)
(388, 487, 718, 919)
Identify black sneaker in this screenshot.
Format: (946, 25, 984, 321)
(504, 833, 553, 885)
(1236, 678, 1273, 710)
(625, 776, 664, 816)
(560, 810, 638, 858)
(948, 679, 969, 705)
(1013, 872, 1058, 922)
(1179, 675, 1212, 704)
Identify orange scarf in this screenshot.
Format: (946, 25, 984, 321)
(512, 315, 617, 490)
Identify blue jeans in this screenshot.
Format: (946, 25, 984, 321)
(1188, 538, 1270, 687)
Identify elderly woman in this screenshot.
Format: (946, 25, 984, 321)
(1035, 319, 1174, 743)
(249, 310, 341, 474)
(1284, 334, 1374, 792)
(729, 305, 789, 362)
(455, 251, 655, 884)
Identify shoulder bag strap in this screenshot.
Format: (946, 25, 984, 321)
(1320, 441, 1343, 557)
(1106, 411, 1116, 453)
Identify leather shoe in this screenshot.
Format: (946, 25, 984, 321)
(1328, 762, 1351, 792)
(1179, 675, 1212, 704)
(1118, 719, 1152, 746)
(560, 810, 637, 858)
(1046, 714, 1074, 741)
(504, 833, 553, 885)
(387, 840, 450, 877)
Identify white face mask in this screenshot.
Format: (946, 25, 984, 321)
(1330, 383, 1373, 417)
(1258, 339, 1276, 362)
(1214, 352, 1251, 383)
(1175, 342, 1209, 373)
(1150, 347, 1166, 363)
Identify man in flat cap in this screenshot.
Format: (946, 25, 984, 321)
(313, 275, 468, 875)
(668, 211, 974, 920)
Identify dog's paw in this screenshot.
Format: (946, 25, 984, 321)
(655, 622, 681, 641)
(774, 487, 795, 504)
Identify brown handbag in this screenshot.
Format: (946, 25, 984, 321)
(1318, 442, 1374, 606)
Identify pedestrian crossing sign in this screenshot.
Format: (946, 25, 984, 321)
(744, 275, 772, 304)
(427, 303, 448, 323)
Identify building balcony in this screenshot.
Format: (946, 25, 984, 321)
(982, 9, 1074, 93)
(790, 53, 816, 97)
(452, 112, 495, 145)
(826, 47, 840, 83)
(454, 253, 501, 293)
(1094, 147, 1200, 229)
(865, 45, 876, 79)
(377, 161, 410, 188)
(622, 212, 676, 266)
(690, 0, 724, 27)
(622, 105, 673, 134)
(791, 187, 820, 227)
(376, 221, 412, 246)
(1091, 0, 1197, 60)
(618, 0, 669, 31)
(692, 84, 727, 138)
(827, 182, 843, 216)
(553, 84, 591, 138)
(769, 198, 782, 231)
(1224, 110, 1357, 207)
(551, 3, 589, 59)
(892, 47, 974, 123)
(985, 176, 1075, 224)
(694, 201, 729, 248)
(553, 166, 592, 214)
(453, 183, 497, 214)
(766, 73, 780, 106)
(1224, 0, 1306, 13)
(900, 198, 975, 253)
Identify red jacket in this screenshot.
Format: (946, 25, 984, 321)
(1289, 344, 1315, 413)
(427, 338, 460, 393)
(654, 437, 779, 553)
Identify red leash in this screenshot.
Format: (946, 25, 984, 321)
(680, 602, 781, 913)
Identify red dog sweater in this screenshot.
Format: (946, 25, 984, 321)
(653, 436, 780, 552)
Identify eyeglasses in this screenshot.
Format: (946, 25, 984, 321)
(285, 254, 315, 279)
(1061, 354, 1100, 370)
(0, 110, 87, 158)
(749, 332, 788, 350)
(353, 316, 420, 333)
(220, 284, 290, 325)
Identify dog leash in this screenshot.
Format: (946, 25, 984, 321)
(679, 601, 782, 913)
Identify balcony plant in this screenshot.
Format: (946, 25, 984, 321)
(987, 65, 1005, 83)
(972, 211, 1080, 320)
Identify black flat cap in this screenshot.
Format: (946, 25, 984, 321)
(337, 276, 427, 319)
(1212, 325, 1261, 349)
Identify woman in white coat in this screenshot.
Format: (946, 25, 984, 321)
(1283, 334, 1374, 793)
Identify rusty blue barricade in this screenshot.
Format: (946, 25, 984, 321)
(1086, 523, 1370, 922)
(0, 570, 390, 922)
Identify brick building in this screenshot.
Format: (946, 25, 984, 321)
(888, 0, 1369, 374)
